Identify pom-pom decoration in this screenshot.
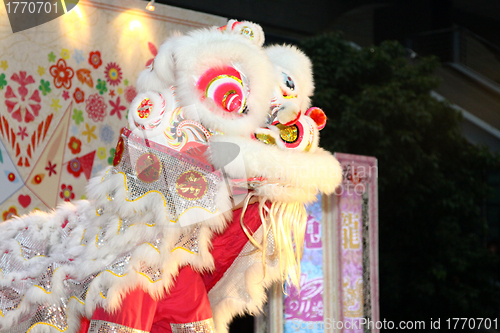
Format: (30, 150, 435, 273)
(196, 66, 248, 114)
(305, 107, 327, 130)
(128, 92, 167, 132)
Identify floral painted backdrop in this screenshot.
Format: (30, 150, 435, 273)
(0, 0, 226, 219)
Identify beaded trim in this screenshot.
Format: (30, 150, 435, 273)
(170, 318, 216, 333)
(89, 320, 149, 333)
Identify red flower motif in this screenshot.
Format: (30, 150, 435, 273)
(12, 71, 35, 86)
(89, 51, 102, 69)
(109, 90, 115, 97)
(104, 62, 123, 86)
(60, 184, 75, 202)
(49, 59, 74, 89)
(45, 161, 57, 176)
(62, 90, 70, 100)
(109, 97, 127, 120)
(73, 87, 85, 103)
(17, 126, 28, 140)
(85, 93, 107, 122)
(124, 85, 137, 104)
(4, 71, 41, 123)
(68, 136, 82, 154)
(67, 158, 83, 177)
(2, 206, 18, 221)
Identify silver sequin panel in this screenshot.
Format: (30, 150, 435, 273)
(113, 131, 221, 223)
(0, 279, 36, 314)
(88, 320, 149, 333)
(170, 318, 216, 333)
(0, 252, 24, 278)
(14, 228, 48, 260)
(173, 223, 201, 254)
(138, 262, 162, 283)
(35, 262, 65, 293)
(0, 297, 70, 333)
(0, 253, 132, 331)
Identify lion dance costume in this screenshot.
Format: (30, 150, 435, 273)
(0, 21, 341, 333)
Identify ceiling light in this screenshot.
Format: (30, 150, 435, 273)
(146, 0, 155, 11)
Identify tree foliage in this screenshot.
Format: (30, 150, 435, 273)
(300, 32, 500, 320)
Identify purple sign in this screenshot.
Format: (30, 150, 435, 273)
(335, 153, 379, 333)
(340, 190, 364, 332)
(284, 198, 324, 332)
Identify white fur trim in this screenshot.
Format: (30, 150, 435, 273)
(209, 135, 342, 201)
(136, 68, 165, 94)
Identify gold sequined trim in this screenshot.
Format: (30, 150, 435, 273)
(276, 123, 299, 143)
(255, 132, 277, 145)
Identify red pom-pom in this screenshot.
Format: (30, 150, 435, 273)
(305, 107, 327, 130)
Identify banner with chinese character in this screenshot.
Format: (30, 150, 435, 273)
(284, 197, 324, 333)
(333, 153, 379, 333)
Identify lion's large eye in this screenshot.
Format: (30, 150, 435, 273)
(281, 72, 295, 91)
(197, 66, 248, 114)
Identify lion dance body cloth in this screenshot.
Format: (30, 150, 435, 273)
(0, 21, 342, 333)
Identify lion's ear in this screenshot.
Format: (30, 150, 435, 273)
(225, 20, 265, 47)
(136, 68, 165, 93)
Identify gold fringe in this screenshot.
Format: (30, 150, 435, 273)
(239, 192, 307, 289)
